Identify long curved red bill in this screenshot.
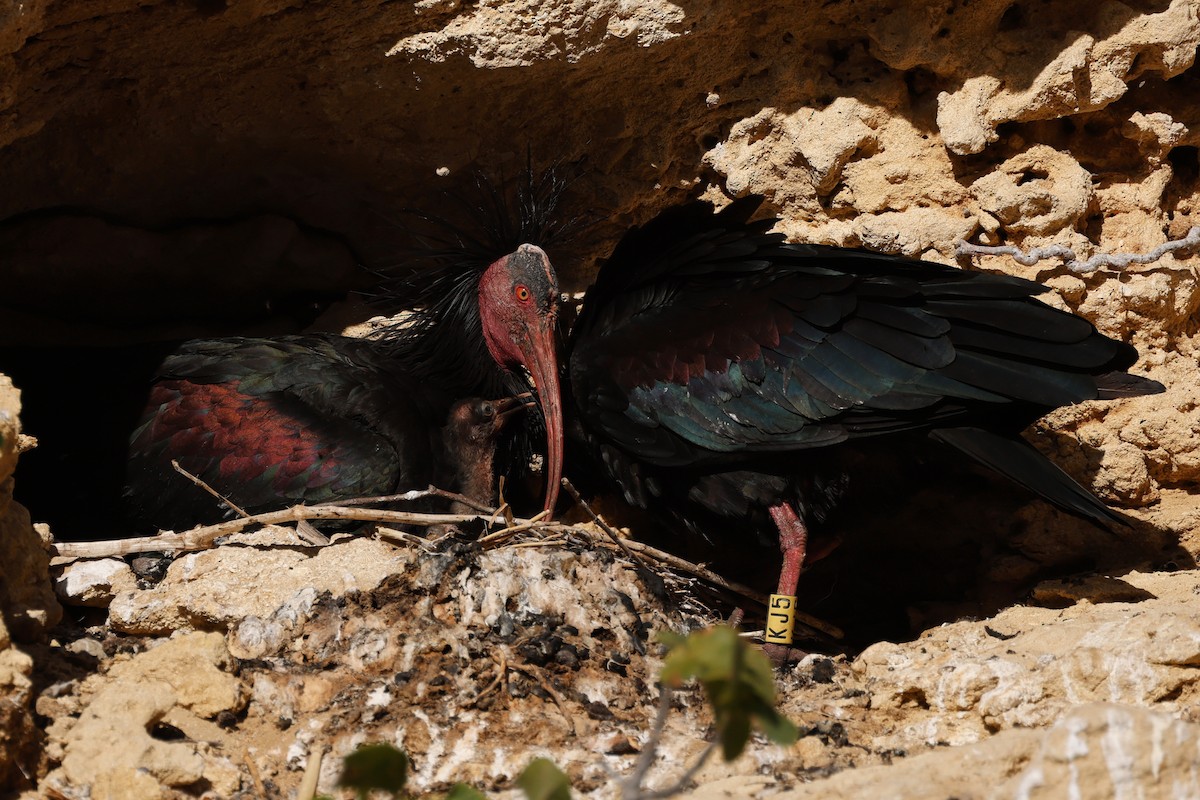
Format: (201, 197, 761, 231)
(478, 243, 565, 517)
(524, 318, 563, 516)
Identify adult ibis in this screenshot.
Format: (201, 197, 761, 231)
(564, 196, 1163, 652)
(122, 242, 562, 531)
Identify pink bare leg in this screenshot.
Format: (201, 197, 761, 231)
(762, 502, 808, 665)
(768, 502, 808, 597)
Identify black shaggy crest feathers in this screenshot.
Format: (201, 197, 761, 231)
(369, 162, 575, 395)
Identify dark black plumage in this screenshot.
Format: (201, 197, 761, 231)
(7, 173, 569, 539)
(565, 196, 1164, 644)
(124, 334, 445, 529)
(123, 226, 564, 531)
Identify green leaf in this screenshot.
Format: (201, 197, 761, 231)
(658, 626, 798, 760)
(655, 629, 687, 650)
(446, 784, 487, 800)
(755, 705, 799, 747)
(338, 743, 410, 799)
(518, 758, 572, 800)
(720, 712, 752, 761)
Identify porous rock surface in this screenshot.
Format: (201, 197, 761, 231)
(0, 378, 61, 641)
(39, 631, 245, 800)
(44, 542, 1200, 799)
(2, 0, 1200, 797)
(0, 376, 58, 793)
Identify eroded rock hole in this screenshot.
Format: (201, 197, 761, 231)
(998, 3, 1026, 31)
(1015, 168, 1050, 185)
(0, 210, 373, 539)
(1168, 145, 1199, 189)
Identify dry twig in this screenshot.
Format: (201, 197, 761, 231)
(171, 460, 251, 519)
(476, 509, 551, 546)
(468, 649, 509, 709)
(242, 748, 268, 799)
(374, 526, 444, 552)
(174, 460, 349, 546)
(52, 505, 513, 559)
(956, 226, 1200, 273)
(295, 745, 324, 800)
(295, 519, 331, 546)
(507, 536, 568, 549)
(333, 486, 496, 514)
(510, 662, 578, 736)
(561, 477, 653, 574)
(614, 684, 718, 800)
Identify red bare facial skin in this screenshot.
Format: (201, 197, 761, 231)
(478, 244, 564, 515)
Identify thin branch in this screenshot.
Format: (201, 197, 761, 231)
(242, 748, 268, 799)
(510, 663, 578, 736)
(618, 536, 767, 606)
(476, 509, 551, 546)
(171, 460, 250, 518)
(495, 476, 515, 526)
(467, 649, 509, 708)
(956, 226, 1200, 274)
(491, 500, 514, 528)
(505, 536, 567, 549)
(52, 505, 525, 559)
(428, 488, 497, 515)
(561, 478, 652, 574)
(374, 526, 445, 552)
(639, 741, 719, 800)
(619, 684, 674, 800)
(333, 486, 497, 514)
(295, 519, 331, 546)
(296, 745, 324, 800)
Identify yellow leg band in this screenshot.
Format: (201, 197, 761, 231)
(764, 594, 797, 645)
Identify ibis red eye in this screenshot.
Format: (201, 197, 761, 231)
(514, 285, 531, 303)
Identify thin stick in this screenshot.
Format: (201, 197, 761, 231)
(956, 226, 1200, 273)
(430, 488, 497, 514)
(511, 664, 578, 736)
(561, 478, 652, 574)
(52, 506, 531, 559)
(296, 744, 324, 800)
(374, 526, 444, 552)
(619, 684, 674, 800)
(468, 650, 508, 708)
(490, 501, 513, 527)
(242, 748, 268, 799)
(172, 460, 250, 518)
(476, 510, 551, 545)
(620, 537, 843, 640)
(639, 741, 719, 800)
(333, 486, 497, 514)
(295, 519, 330, 546)
(174, 459, 329, 547)
(495, 476, 515, 527)
(621, 538, 767, 605)
(506, 537, 567, 549)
